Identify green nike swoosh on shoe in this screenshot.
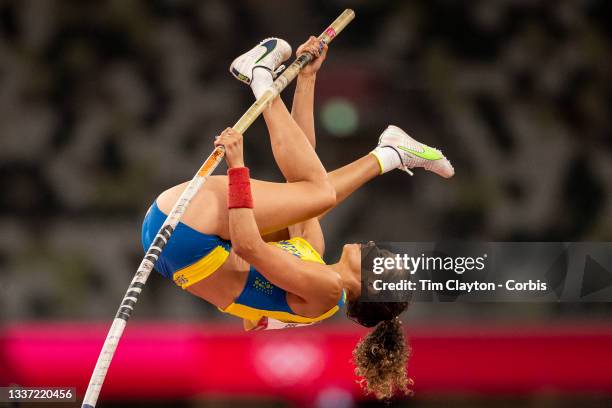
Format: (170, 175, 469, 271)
(255, 39, 277, 64)
(397, 144, 443, 160)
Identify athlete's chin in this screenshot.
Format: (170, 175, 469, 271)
(341, 243, 361, 273)
(343, 243, 359, 251)
(342, 243, 361, 258)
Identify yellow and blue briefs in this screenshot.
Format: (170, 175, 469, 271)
(141, 201, 231, 285)
(141, 201, 345, 324)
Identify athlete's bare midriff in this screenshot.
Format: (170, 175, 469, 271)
(185, 251, 249, 309)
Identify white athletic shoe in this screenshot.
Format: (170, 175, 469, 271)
(374, 125, 455, 178)
(230, 38, 292, 84)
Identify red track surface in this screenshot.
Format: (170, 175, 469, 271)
(2, 322, 612, 403)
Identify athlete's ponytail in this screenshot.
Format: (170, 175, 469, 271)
(352, 317, 412, 399)
(347, 242, 412, 399)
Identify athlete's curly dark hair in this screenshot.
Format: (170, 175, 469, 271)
(347, 305, 412, 399)
(346, 242, 413, 399)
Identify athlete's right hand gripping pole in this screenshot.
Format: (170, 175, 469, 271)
(81, 9, 354, 408)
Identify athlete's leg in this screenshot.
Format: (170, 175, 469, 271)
(261, 96, 329, 184)
(233, 152, 378, 240)
(231, 36, 327, 184)
(160, 34, 454, 239)
(251, 38, 388, 214)
(251, 152, 380, 237)
(324, 124, 456, 215)
(158, 174, 334, 240)
(327, 154, 380, 210)
(257, 153, 380, 252)
(160, 36, 336, 238)
(158, 124, 453, 239)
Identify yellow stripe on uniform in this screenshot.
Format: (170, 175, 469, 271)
(220, 293, 345, 324)
(172, 245, 230, 289)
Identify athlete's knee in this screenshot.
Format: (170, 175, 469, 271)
(315, 179, 336, 211)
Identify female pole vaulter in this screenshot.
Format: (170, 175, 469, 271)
(141, 36, 454, 398)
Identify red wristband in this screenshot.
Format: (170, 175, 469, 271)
(227, 167, 253, 209)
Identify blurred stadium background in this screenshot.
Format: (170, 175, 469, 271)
(1, 0, 612, 407)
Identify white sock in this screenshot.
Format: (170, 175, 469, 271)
(370, 147, 402, 174)
(251, 67, 273, 99)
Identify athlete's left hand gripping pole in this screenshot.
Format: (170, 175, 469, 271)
(81, 9, 355, 408)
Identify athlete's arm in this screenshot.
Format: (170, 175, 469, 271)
(289, 37, 328, 253)
(215, 128, 342, 306)
(291, 36, 327, 149)
(232, 216, 339, 305)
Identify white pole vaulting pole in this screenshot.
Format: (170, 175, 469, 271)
(81, 9, 355, 408)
